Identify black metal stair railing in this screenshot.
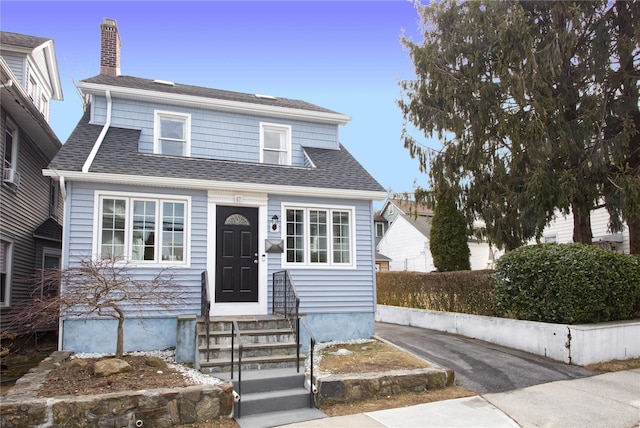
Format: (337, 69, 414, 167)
(272, 270, 300, 368)
(230, 320, 244, 418)
(300, 317, 316, 408)
(272, 270, 317, 408)
(201, 271, 211, 362)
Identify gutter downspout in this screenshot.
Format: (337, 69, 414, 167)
(58, 175, 66, 201)
(82, 90, 111, 173)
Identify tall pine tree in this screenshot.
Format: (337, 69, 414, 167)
(399, 1, 638, 252)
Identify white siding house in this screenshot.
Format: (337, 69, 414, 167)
(537, 207, 630, 254)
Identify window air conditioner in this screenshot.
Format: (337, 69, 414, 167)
(3, 168, 21, 187)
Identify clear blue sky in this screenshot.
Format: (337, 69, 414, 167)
(2, 1, 434, 202)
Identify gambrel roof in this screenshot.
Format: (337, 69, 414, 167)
(47, 109, 385, 196)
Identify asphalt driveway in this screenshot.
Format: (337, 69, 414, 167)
(375, 322, 597, 393)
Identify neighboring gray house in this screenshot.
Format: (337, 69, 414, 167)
(1, 31, 63, 333)
(44, 19, 386, 353)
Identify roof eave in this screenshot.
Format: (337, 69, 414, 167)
(1, 58, 62, 156)
(43, 169, 387, 201)
(39, 40, 63, 100)
(77, 81, 351, 125)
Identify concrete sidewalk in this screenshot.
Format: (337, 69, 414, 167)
(281, 368, 640, 428)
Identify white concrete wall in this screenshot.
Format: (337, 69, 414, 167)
(376, 305, 640, 366)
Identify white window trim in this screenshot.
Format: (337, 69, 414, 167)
(153, 110, 191, 157)
(260, 122, 292, 165)
(0, 235, 14, 307)
(281, 202, 356, 269)
(92, 191, 191, 267)
(4, 118, 18, 170)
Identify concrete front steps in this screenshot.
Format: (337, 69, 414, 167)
(198, 315, 325, 427)
(198, 315, 303, 374)
(219, 368, 326, 428)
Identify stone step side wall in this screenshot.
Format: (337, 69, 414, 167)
(0, 351, 234, 428)
(314, 367, 455, 407)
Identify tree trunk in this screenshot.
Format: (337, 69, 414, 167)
(572, 202, 593, 245)
(113, 305, 125, 359)
(116, 315, 124, 359)
(628, 218, 640, 255)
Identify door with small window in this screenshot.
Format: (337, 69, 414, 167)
(215, 206, 259, 302)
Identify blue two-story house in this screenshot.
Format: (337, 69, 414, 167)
(44, 19, 386, 355)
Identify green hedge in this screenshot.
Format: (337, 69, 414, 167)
(376, 270, 496, 315)
(494, 243, 640, 324)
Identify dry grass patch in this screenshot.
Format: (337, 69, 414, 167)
(586, 358, 640, 373)
(318, 340, 431, 374)
(321, 385, 476, 417)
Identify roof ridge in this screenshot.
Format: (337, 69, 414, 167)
(79, 74, 341, 115)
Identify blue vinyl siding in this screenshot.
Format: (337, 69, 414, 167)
(266, 195, 376, 315)
(90, 95, 339, 166)
(64, 181, 207, 318)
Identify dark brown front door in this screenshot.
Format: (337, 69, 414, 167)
(215, 206, 259, 302)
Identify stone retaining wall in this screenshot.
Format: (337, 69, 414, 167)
(0, 351, 234, 428)
(315, 367, 454, 406)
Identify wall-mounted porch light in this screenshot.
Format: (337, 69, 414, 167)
(271, 214, 280, 233)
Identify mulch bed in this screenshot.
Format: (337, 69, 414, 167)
(37, 355, 192, 397)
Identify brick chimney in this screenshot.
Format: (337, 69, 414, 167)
(100, 18, 121, 76)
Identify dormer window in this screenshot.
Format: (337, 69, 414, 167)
(28, 76, 38, 102)
(154, 111, 191, 156)
(260, 123, 291, 165)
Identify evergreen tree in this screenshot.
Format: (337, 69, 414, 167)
(399, 1, 639, 252)
(430, 191, 471, 271)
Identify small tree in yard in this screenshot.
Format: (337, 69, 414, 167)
(430, 191, 471, 272)
(12, 257, 184, 359)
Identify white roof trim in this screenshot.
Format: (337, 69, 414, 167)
(42, 169, 387, 201)
(77, 81, 351, 125)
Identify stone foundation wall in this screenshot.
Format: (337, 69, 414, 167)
(315, 367, 454, 406)
(0, 351, 234, 428)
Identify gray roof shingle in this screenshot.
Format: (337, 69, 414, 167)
(49, 108, 385, 193)
(33, 217, 63, 242)
(0, 31, 50, 49)
(81, 75, 341, 115)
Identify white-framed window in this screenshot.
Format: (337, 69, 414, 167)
(260, 122, 291, 165)
(154, 111, 191, 157)
(3, 119, 19, 188)
(1, 237, 13, 307)
(543, 235, 557, 244)
(283, 204, 355, 268)
(375, 222, 384, 237)
(40, 94, 48, 117)
(95, 192, 190, 265)
(4, 119, 18, 170)
(28, 75, 38, 102)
